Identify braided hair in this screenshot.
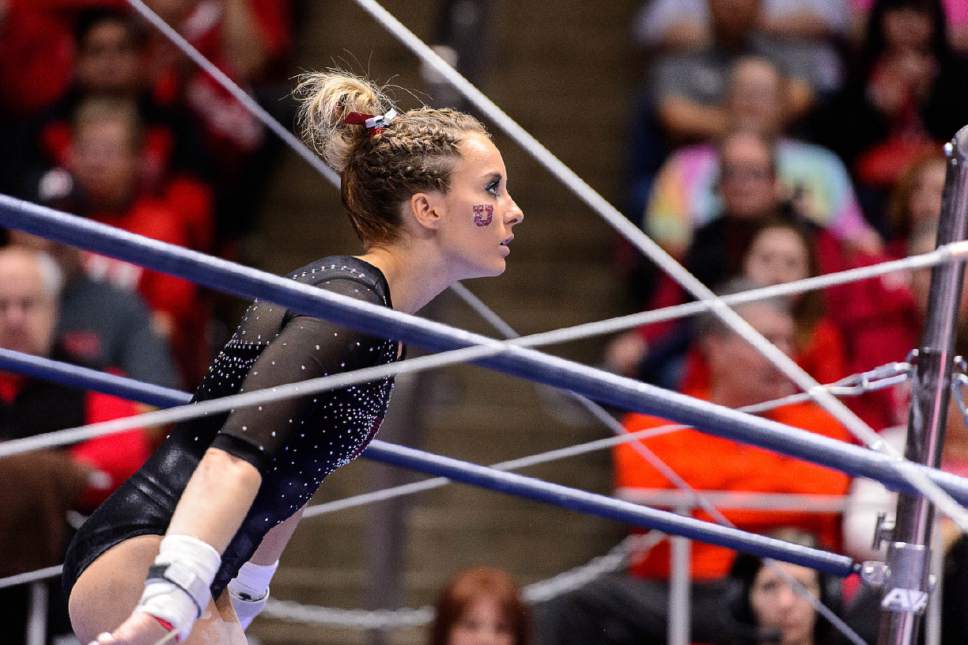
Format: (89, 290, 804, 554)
(296, 71, 488, 246)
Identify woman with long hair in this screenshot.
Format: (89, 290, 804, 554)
(718, 529, 842, 645)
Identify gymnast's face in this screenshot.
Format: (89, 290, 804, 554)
(429, 132, 524, 280)
(0, 251, 58, 358)
(448, 596, 515, 645)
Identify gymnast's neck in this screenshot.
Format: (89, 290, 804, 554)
(355, 242, 454, 316)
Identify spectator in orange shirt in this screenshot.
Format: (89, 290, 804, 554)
(536, 282, 851, 645)
(0, 0, 74, 196)
(617, 282, 851, 578)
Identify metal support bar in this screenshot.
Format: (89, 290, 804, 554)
(926, 524, 943, 645)
(26, 582, 47, 645)
(878, 127, 968, 644)
(668, 506, 691, 645)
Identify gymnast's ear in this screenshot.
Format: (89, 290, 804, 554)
(407, 191, 445, 232)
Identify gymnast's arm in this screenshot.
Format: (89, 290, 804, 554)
(166, 448, 263, 548)
(178, 310, 380, 537)
(225, 507, 304, 630)
(95, 284, 386, 642)
(89, 448, 262, 642)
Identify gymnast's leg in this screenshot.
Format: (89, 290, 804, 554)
(68, 535, 246, 644)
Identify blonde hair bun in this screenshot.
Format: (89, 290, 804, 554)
(293, 69, 486, 246)
(295, 71, 393, 173)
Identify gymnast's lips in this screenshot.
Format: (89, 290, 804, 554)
(499, 236, 512, 256)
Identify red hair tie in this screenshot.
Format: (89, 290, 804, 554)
(343, 109, 398, 136)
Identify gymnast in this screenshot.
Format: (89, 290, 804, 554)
(63, 71, 524, 645)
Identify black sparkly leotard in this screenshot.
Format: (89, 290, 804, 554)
(63, 256, 399, 598)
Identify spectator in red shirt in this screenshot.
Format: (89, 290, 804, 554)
(144, 0, 293, 245)
(0, 0, 74, 120)
(605, 130, 851, 389)
(24, 7, 215, 252)
(823, 154, 951, 430)
(818, 0, 966, 226)
(0, 0, 74, 196)
(0, 245, 151, 643)
(66, 96, 210, 384)
(144, 0, 292, 93)
(606, 129, 785, 384)
(678, 218, 849, 392)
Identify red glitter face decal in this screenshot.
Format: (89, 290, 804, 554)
(473, 204, 494, 226)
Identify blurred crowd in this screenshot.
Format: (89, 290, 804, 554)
(614, 0, 968, 403)
(415, 4, 968, 640)
(0, 1, 293, 642)
(2, 0, 968, 643)
(0, 0, 295, 387)
(579, 0, 968, 643)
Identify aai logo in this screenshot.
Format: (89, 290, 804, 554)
(881, 588, 929, 613)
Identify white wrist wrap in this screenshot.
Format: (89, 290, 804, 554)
(228, 560, 278, 629)
(137, 534, 221, 641)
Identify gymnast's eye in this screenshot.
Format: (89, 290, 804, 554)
(485, 176, 501, 196)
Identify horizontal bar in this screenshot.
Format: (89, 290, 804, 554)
(616, 488, 848, 513)
(0, 348, 188, 408)
(0, 346, 855, 577)
(367, 441, 857, 576)
(0, 566, 63, 590)
(3, 195, 968, 505)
